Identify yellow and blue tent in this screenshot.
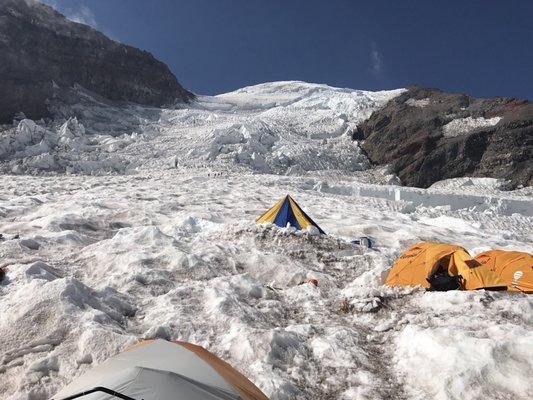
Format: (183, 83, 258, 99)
(256, 195, 325, 234)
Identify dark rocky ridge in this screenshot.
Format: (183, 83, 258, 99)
(357, 86, 532, 188)
(0, 0, 193, 124)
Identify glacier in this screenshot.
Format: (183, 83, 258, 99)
(0, 81, 531, 400)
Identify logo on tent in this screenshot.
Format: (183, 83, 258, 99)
(513, 270, 523, 283)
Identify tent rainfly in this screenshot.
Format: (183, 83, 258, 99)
(475, 250, 533, 293)
(54, 339, 268, 400)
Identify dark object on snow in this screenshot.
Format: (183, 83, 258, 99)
(0, 0, 194, 123)
(0, 268, 5, 283)
(426, 272, 462, 291)
(351, 237, 373, 248)
(351, 126, 364, 141)
(358, 86, 533, 189)
(20, 238, 40, 250)
(13, 234, 20, 239)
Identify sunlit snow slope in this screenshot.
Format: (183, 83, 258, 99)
(1, 82, 404, 177)
(0, 81, 532, 400)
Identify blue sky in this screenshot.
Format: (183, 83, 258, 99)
(43, 0, 533, 99)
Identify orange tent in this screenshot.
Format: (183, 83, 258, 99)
(475, 250, 533, 293)
(385, 242, 506, 290)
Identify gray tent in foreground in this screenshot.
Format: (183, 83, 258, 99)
(54, 339, 268, 400)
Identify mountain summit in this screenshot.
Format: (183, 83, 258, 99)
(0, 0, 193, 123)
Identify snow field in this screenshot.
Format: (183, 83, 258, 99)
(0, 170, 531, 400)
(0, 81, 531, 400)
(442, 116, 502, 138)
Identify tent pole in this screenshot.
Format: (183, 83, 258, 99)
(55, 386, 139, 400)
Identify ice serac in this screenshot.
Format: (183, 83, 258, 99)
(357, 86, 532, 188)
(0, 0, 193, 124)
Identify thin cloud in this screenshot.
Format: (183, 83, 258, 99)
(66, 5, 97, 28)
(370, 42, 383, 77)
(40, 0, 98, 28)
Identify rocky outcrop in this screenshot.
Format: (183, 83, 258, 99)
(357, 86, 532, 188)
(0, 0, 193, 124)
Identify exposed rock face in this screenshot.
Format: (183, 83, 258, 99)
(0, 0, 193, 123)
(358, 86, 532, 188)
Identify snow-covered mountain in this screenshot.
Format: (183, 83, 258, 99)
(0, 81, 405, 178)
(1, 1, 531, 398)
(0, 81, 532, 400)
